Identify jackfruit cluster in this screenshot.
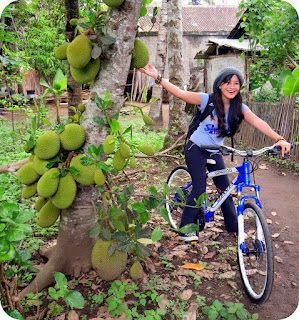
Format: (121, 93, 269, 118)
(131, 38, 149, 69)
(18, 123, 91, 228)
(54, 34, 100, 85)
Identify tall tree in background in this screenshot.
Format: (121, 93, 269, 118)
(18, 0, 144, 297)
(163, 0, 187, 148)
(64, 0, 82, 116)
(148, 0, 167, 128)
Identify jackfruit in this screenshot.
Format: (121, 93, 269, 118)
(34, 131, 60, 160)
(17, 162, 40, 185)
(22, 182, 37, 199)
(94, 169, 105, 186)
(129, 156, 136, 169)
(131, 39, 149, 69)
(67, 35, 92, 69)
(113, 150, 126, 171)
(78, 103, 85, 113)
(70, 18, 78, 26)
(37, 168, 60, 198)
(91, 239, 127, 281)
(59, 123, 86, 151)
(103, 0, 124, 7)
(70, 154, 96, 186)
(129, 260, 144, 280)
(35, 197, 48, 212)
(36, 200, 60, 228)
(70, 57, 100, 84)
(33, 156, 50, 175)
(55, 44, 69, 60)
(51, 172, 77, 209)
(142, 114, 153, 125)
(103, 135, 115, 155)
(138, 144, 155, 156)
(120, 143, 130, 158)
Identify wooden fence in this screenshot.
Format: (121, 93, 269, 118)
(235, 96, 298, 163)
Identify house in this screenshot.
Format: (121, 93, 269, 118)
(138, 6, 241, 89)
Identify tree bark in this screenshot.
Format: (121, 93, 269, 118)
(148, 0, 167, 128)
(163, 0, 187, 149)
(64, 0, 82, 117)
(18, 0, 143, 297)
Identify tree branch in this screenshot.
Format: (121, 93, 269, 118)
(0, 158, 28, 176)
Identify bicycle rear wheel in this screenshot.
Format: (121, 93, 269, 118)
(165, 166, 192, 230)
(237, 202, 274, 304)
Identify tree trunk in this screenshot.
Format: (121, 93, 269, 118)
(18, 0, 143, 297)
(148, 0, 167, 128)
(64, 0, 82, 117)
(163, 0, 187, 149)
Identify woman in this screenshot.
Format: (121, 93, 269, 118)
(138, 65, 291, 242)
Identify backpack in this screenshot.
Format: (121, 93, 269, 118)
(186, 93, 215, 140)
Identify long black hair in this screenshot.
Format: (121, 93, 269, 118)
(214, 74, 244, 137)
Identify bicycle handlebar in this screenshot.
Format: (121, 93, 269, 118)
(199, 145, 293, 157)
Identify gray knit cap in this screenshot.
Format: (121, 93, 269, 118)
(212, 67, 244, 93)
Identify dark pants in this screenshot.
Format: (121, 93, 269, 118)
(179, 140, 237, 233)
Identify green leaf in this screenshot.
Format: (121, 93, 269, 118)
(0, 244, 15, 262)
(110, 119, 119, 134)
(79, 156, 94, 166)
(93, 116, 105, 125)
(53, 271, 67, 288)
(6, 310, 24, 320)
(140, 6, 147, 17)
(137, 238, 153, 245)
(0, 188, 3, 200)
(100, 228, 111, 241)
(6, 224, 32, 241)
(40, 78, 50, 88)
(179, 223, 198, 234)
(139, 211, 148, 224)
(100, 35, 116, 46)
(151, 227, 162, 242)
(160, 207, 171, 224)
(117, 241, 131, 251)
(42, 118, 53, 126)
(64, 290, 85, 309)
(112, 231, 130, 242)
(107, 243, 115, 256)
(68, 166, 79, 175)
(109, 208, 123, 218)
(132, 202, 147, 214)
(111, 218, 126, 232)
(89, 225, 101, 238)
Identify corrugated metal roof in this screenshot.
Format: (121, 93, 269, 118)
(195, 38, 264, 58)
(139, 6, 240, 33)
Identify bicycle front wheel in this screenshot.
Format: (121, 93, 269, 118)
(165, 166, 192, 230)
(237, 202, 274, 304)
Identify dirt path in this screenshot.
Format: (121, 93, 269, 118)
(225, 158, 299, 319)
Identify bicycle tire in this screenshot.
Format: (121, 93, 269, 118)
(237, 202, 274, 304)
(165, 166, 191, 230)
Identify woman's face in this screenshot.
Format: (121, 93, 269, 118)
(219, 75, 241, 101)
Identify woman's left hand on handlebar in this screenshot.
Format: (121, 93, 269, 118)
(275, 140, 291, 157)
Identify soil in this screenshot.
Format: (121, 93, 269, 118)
(2, 102, 298, 319)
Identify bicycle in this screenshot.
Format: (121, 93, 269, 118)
(165, 144, 284, 304)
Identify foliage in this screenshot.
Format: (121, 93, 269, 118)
(47, 272, 84, 316)
(202, 299, 259, 320)
(238, 0, 299, 90)
(251, 87, 280, 103)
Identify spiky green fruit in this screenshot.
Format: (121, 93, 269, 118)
(142, 114, 153, 125)
(51, 172, 77, 209)
(91, 239, 127, 281)
(131, 39, 149, 69)
(36, 200, 60, 228)
(55, 43, 69, 60)
(103, 0, 124, 7)
(129, 260, 144, 280)
(120, 143, 130, 158)
(17, 162, 40, 185)
(129, 157, 136, 169)
(37, 168, 60, 198)
(22, 182, 37, 199)
(113, 150, 126, 171)
(78, 103, 85, 113)
(138, 144, 155, 156)
(34, 131, 60, 160)
(103, 135, 115, 155)
(70, 57, 100, 84)
(35, 197, 48, 212)
(67, 35, 92, 69)
(59, 123, 86, 151)
(70, 154, 96, 186)
(94, 169, 105, 186)
(33, 156, 50, 175)
(70, 18, 78, 26)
